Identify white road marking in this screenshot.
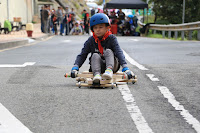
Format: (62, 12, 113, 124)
(130, 39, 139, 41)
(123, 50, 149, 70)
(118, 85, 154, 133)
(158, 86, 200, 133)
(62, 40, 71, 43)
(0, 62, 35, 68)
(146, 74, 159, 81)
(0, 103, 32, 133)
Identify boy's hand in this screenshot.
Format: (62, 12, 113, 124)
(71, 66, 79, 78)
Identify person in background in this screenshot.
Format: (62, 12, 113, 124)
(52, 14, 58, 35)
(47, 5, 51, 33)
(56, 7, 63, 26)
(61, 6, 70, 36)
(83, 9, 90, 34)
(69, 21, 83, 35)
(91, 7, 95, 16)
(117, 9, 125, 23)
(80, 21, 84, 34)
(42, 5, 49, 33)
(40, 6, 44, 33)
(109, 10, 117, 24)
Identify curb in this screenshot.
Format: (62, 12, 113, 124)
(0, 39, 28, 50)
(0, 34, 52, 50)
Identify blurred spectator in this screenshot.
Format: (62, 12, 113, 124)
(135, 9, 139, 18)
(42, 5, 50, 33)
(117, 9, 125, 22)
(83, 9, 90, 34)
(91, 7, 95, 16)
(61, 6, 69, 35)
(70, 21, 83, 35)
(40, 6, 44, 33)
(80, 21, 84, 34)
(56, 7, 63, 26)
(109, 11, 117, 24)
(52, 14, 58, 35)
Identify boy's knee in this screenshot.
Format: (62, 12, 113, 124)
(104, 49, 112, 53)
(104, 49, 114, 56)
(91, 53, 101, 60)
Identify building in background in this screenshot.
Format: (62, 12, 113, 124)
(0, 0, 62, 26)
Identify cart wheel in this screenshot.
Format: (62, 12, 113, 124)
(132, 80, 136, 84)
(111, 83, 114, 89)
(78, 82, 81, 88)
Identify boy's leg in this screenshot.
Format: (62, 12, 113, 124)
(103, 49, 114, 69)
(102, 49, 114, 79)
(91, 53, 103, 75)
(91, 53, 103, 83)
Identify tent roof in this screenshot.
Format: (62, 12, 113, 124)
(105, 0, 148, 9)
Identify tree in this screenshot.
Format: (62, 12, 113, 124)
(149, 0, 200, 24)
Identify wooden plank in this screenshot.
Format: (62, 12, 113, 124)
(76, 83, 116, 88)
(86, 78, 93, 85)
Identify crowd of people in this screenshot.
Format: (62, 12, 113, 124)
(40, 5, 89, 36)
(105, 9, 139, 36)
(40, 5, 139, 36)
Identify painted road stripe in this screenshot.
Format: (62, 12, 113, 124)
(123, 50, 149, 70)
(0, 62, 35, 68)
(118, 85, 154, 133)
(146, 74, 159, 81)
(130, 39, 139, 41)
(158, 86, 200, 133)
(62, 40, 71, 43)
(0, 103, 32, 133)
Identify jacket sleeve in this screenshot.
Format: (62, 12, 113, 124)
(74, 37, 91, 68)
(110, 35, 127, 68)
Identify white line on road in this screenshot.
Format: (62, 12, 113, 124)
(146, 74, 160, 81)
(118, 85, 154, 133)
(0, 62, 35, 68)
(0, 103, 32, 133)
(62, 40, 71, 43)
(158, 86, 200, 133)
(130, 39, 139, 41)
(123, 50, 149, 70)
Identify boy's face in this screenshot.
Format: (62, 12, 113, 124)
(93, 24, 110, 37)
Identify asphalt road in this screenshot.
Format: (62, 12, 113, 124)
(0, 35, 200, 133)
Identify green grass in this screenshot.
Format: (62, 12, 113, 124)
(144, 15, 155, 24)
(146, 33, 163, 38)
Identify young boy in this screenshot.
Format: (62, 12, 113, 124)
(71, 13, 134, 83)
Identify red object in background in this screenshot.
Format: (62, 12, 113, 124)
(111, 24, 117, 34)
(27, 31, 33, 37)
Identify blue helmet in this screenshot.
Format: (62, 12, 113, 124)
(90, 13, 111, 31)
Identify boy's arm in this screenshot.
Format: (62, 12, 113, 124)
(110, 35, 127, 68)
(73, 37, 91, 68)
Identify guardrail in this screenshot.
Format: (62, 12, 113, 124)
(138, 19, 200, 41)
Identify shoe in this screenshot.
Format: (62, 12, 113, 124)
(102, 68, 113, 80)
(93, 74, 101, 84)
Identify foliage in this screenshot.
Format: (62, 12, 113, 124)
(97, 0, 110, 5)
(148, 0, 200, 24)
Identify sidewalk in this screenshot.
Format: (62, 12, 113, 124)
(0, 23, 50, 50)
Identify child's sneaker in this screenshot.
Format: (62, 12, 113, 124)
(93, 74, 101, 84)
(102, 68, 113, 80)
